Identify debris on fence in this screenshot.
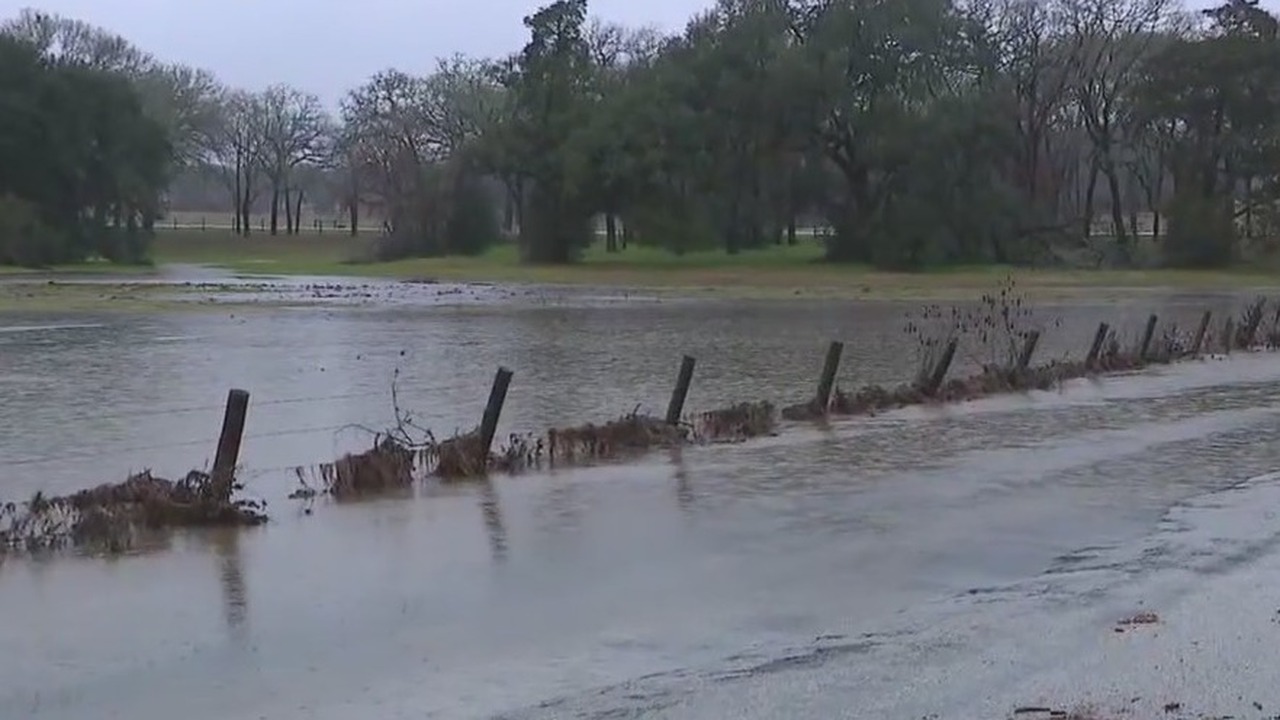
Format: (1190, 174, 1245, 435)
(294, 399, 780, 497)
(548, 411, 686, 466)
(304, 435, 416, 498)
(1236, 297, 1267, 350)
(694, 401, 777, 442)
(1, 469, 266, 554)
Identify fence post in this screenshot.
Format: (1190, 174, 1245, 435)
(1016, 330, 1041, 372)
(665, 355, 697, 426)
(1138, 314, 1158, 361)
(212, 389, 250, 488)
(201, 216, 207, 231)
(1191, 310, 1212, 357)
(1085, 322, 1109, 371)
(1224, 318, 1235, 354)
(815, 341, 844, 413)
(924, 338, 958, 396)
(478, 367, 514, 463)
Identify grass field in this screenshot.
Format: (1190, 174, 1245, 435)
(5, 229, 1280, 301)
(143, 229, 1280, 296)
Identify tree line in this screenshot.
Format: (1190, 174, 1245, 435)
(1, 0, 1278, 269)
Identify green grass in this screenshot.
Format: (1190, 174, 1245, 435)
(0, 259, 157, 276)
(126, 227, 1280, 299)
(4, 228, 1277, 292)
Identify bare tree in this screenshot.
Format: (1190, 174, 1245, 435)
(1056, 0, 1180, 261)
(988, 0, 1081, 229)
(255, 85, 329, 235)
(341, 62, 500, 246)
(136, 63, 224, 172)
(202, 91, 266, 235)
(5, 9, 223, 189)
(2, 8, 153, 74)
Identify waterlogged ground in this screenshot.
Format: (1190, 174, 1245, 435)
(3, 285, 1280, 718)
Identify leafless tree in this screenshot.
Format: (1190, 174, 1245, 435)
(340, 61, 500, 246)
(253, 85, 330, 235)
(2, 8, 152, 74)
(203, 91, 265, 235)
(3, 9, 222, 178)
(987, 0, 1081, 227)
(1055, 0, 1181, 261)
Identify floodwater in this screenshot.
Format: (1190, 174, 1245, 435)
(3, 284, 1280, 719)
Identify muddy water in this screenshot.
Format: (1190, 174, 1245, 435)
(2, 289, 1280, 719)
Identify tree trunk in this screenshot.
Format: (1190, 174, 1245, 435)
(348, 196, 359, 237)
(605, 213, 618, 252)
(503, 187, 516, 234)
(1082, 160, 1099, 241)
(240, 174, 253, 237)
(725, 189, 741, 255)
(1243, 176, 1254, 240)
(786, 216, 797, 246)
(284, 186, 293, 235)
(1105, 165, 1128, 262)
(233, 159, 242, 234)
(294, 188, 304, 236)
(269, 185, 280, 235)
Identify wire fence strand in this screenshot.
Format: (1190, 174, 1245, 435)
(6, 419, 390, 469)
(44, 382, 455, 427)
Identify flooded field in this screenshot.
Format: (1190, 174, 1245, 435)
(3, 283, 1280, 719)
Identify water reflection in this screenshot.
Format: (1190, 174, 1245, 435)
(478, 480, 508, 564)
(666, 453, 691, 511)
(207, 528, 248, 641)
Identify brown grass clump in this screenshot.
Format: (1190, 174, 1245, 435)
(1235, 296, 1267, 349)
(1, 469, 266, 555)
(306, 435, 416, 498)
(548, 411, 687, 465)
(694, 401, 777, 442)
(431, 431, 489, 479)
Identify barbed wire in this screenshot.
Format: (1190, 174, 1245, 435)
(26, 381, 460, 427)
(5, 419, 390, 469)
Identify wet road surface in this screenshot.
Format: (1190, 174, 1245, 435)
(3, 291, 1280, 719)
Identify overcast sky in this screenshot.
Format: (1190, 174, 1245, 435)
(2, 0, 709, 105)
(4, 0, 1267, 107)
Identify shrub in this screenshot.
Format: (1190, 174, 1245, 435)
(0, 194, 65, 267)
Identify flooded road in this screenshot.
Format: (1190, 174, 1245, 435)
(3, 289, 1280, 719)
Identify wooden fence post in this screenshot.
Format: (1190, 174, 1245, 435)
(1085, 322, 1109, 371)
(1138, 314, 1158, 361)
(478, 368, 514, 462)
(815, 341, 844, 412)
(1017, 330, 1041, 372)
(665, 355, 696, 426)
(924, 338, 958, 396)
(212, 389, 250, 487)
(1191, 310, 1212, 357)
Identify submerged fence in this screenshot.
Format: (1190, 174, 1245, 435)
(3, 292, 1279, 556)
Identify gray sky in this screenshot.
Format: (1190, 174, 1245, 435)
(5, 0, 1268, 107)
(4, 0, 710, 105)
